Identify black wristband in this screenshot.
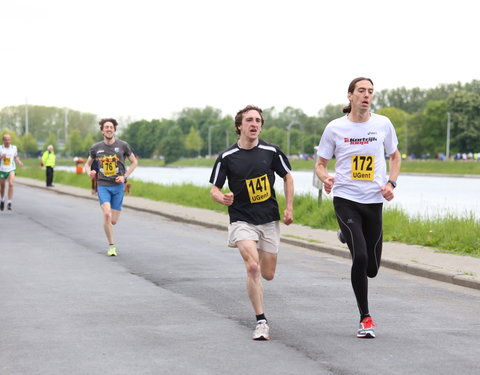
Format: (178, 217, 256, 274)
(387, 180, 397, 188)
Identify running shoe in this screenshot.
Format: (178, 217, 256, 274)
(0, 201, 4, 211)
(357, 316, 376, 338)
(7, 202, 12, 211)
(107, 245, 117, 257)
(252, 320, 270, 341)
(337, 229, 346, 244)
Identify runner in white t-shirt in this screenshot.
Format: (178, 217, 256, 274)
(316, 77, 401, 339)
(0, 134, 24, 211)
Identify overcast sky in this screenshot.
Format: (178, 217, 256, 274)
(1, 0, 478, 121)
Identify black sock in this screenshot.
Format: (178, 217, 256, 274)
(360, 314, 371, 321)
(256, 313, 267, 323)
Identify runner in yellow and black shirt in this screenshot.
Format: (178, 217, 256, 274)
(85, 118, 138, 257)
(210, 105, 294, 341)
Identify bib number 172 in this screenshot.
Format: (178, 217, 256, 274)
(351, 155, 374, 180)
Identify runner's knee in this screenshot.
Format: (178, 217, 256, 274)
(247, 261, 261, 279)
(103, 211, 112, 223)
(261, 270, 274, 281)
(352, 252, 368, 269)
(367, 264, 380, 278)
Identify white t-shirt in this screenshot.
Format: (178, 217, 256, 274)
(0, 145, 18, 172)
(317, 113, 398, 203)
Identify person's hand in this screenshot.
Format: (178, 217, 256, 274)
(115, 175, 126, 184)
(283, 208, 293, 225)
(381, 184, 394, 201)
(323, 175, 335, 194)
(88, 170, 97, 180)
(18, 161, 24, 167)
(223, 192, 234, 206)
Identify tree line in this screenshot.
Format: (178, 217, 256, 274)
(1, 79, 479, 161)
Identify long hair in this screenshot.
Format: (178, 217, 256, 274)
(342, 77, 374, 113)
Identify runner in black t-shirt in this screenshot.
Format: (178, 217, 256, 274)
(210, 105, 294, 341)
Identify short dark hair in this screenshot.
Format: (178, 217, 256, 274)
(234, 105, 264, 135)
(99, 118, 118, 131)
(342, 77, 374, 113)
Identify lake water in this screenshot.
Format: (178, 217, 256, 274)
(57, 166, 480, 220)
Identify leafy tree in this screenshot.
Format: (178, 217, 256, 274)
(121, 119, 163, 158)
(176, 106, 223, 135)
(83, 134, 96, 157)
(184, 126, 203, 157)
(66, 129, 85, 156)
(20, 132, 39, 157)
(375, 107, 409, 153)
(0, 108, 23, 135)
(261, 126, 286, 150)
(447, 90, 480, 152)
(416, 101, 448, 157)
(374, 87, 427, 114)
(0, 105, 96, 144)
(160, 126, 185, 164)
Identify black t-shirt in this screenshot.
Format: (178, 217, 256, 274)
(209, 139, 292, 225)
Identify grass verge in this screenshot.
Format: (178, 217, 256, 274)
(18, 166, 480, 257)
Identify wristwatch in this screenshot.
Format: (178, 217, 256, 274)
(387, 180, 397, 188)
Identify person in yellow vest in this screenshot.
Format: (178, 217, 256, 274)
(42, 145, 56, 187)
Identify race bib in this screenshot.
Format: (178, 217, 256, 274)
(3, 157, 11, 166)
(102, 160, 117, 177)
(246, 174, 271, 203)
(351, 155, 374, 180)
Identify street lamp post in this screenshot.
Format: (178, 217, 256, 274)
(446, 112, 451, 159)
(208, 125, 219, 158)
(24, 98, 29, 135)
(287, 121, 302, 156)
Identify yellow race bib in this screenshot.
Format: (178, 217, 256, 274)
(3, 157, 11, 166)
(246, 174, 271, 203)
(102, 160, 117, 177)
(351, 155, 374, 180)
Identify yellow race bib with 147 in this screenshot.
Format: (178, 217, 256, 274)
(245, 174, 271, 203)
(351, 155, 374, 180)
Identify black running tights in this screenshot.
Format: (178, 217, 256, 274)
(333, 197, 383, 319)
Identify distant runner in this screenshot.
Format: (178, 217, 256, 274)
(0, 134, 24, 211)
(84, 118, 138, 256)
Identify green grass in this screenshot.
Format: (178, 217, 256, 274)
(18, 165, 480, 257)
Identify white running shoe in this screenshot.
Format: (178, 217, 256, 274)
(357, 316, 376, 338)
(252, 320, 270, 341)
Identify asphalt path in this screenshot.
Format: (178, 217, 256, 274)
(1, 185, 479, 375)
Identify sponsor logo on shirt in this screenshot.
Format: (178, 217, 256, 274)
(344, 137, 378, 145)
